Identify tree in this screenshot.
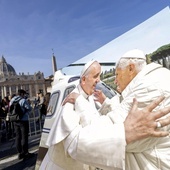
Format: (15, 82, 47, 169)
(150, 43, 170, 61)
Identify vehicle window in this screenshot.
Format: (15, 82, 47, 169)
(62, 85, 76, 102)
(46, 91, 60, 116)
(96, 82, 117, 99)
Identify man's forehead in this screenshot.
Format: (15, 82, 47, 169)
(115, 67, 127, 75)
(115, 67, 122, 72)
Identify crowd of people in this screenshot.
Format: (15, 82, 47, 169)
(0, 95, 15, 141)
(0, 90, 50, 161)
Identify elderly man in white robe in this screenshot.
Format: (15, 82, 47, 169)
(40, 60, 105, 170)
(92, 49, 170, 170)
(41, 56, 170, 169)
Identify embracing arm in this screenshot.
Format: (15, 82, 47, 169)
(63, 92, 126, 169)
(63, 96, 170, 169)
(65, 116, 126, 170)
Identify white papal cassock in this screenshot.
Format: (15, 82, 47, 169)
(40, 83, 126, 170)
(100, 63, 170, 170)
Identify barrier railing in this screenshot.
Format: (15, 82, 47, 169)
(28, 107, 45, 136)
(0, 107, 45, 144)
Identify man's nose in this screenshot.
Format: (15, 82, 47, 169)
(96, 77, 100, 83)
(114, 78, 117, 85)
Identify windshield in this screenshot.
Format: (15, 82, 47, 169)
(95, 81, 117, 99)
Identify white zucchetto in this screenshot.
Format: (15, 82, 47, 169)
(80, 59, 96, 77)
(121, 49, 146, 60)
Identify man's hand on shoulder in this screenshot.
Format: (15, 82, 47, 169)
(62, 92, 80, 106)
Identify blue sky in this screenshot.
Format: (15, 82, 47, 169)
(0, 0, 170, 77)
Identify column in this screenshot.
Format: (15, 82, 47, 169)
(35, 83, 39, 95)
(43, 84, 46, 95)
(9, 86, 12, 96)
(16, 86, 19, 94)
(4, 86, 7, 97)
(1, 86, 4, 99)
(29, 84, 32, 98)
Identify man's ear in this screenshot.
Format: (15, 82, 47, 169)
(81, 76, 86, 84)
(129, 64, 135, 72)
(129, 64, 138, 78)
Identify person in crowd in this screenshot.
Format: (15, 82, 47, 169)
(8, 94, 16, 138)
(65, 49, 170, 170)
(34, 93, 40, 108)
(2, 96, 12, 139)
(41, 59, 170, 170)
(0, 99, 6, 141)
(37, 92, 46, 121)
(9, 89, 34, 160)
(43, 92, 51, 114)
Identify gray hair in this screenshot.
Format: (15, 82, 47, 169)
(116, 58, 147, 72)
(80, 69, 90, 83)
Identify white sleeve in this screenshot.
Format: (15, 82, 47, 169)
(126, 124, 170, 153)
(46, 94, 98, 146)
(99, 95, 121, 115)
(46, 103, 80, 146)
(64, 115, 126, 170)
(74, 95, 101, 126)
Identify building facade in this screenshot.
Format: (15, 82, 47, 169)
(0, 56, 52, 100)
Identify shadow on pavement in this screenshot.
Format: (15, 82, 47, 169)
(0, 134, 41, 170)
(0, 152, 38, 170)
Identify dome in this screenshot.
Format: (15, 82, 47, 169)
(0, 55, 17, 77)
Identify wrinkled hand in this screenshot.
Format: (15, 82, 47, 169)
(125, 96, 170, 144)
(62, 92, 80, 106)
(93, 90, 106, 104)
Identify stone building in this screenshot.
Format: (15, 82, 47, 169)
(0, 56, 52, 100)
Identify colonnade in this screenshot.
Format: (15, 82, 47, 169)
(0, 83, 46, 100)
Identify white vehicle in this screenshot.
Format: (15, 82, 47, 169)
(35, 70, 117, 169)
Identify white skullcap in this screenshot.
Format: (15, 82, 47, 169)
(80, 59, 96, 77)
(122, 49, 146, 60)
